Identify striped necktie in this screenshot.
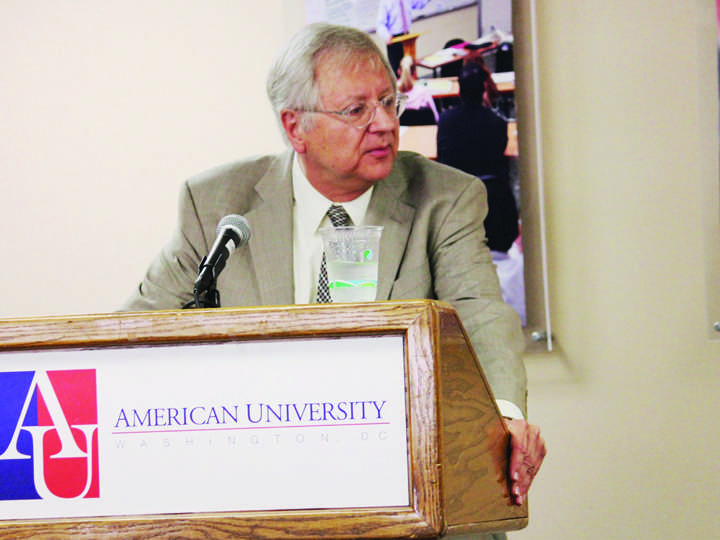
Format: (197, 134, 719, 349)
(316, 205, 353, 303)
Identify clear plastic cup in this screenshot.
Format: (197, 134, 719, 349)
(319, 226, 383, 302)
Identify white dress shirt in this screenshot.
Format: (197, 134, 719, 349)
(291, 154, 373, 304)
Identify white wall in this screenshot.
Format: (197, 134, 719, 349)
(0, 0, 285, 316)
(407, 5, 480, 57)
(480, 0, 512, 36)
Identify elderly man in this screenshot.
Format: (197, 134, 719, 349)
(121, 23, 545, 535)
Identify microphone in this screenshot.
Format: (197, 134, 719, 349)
(193, 214, 251, 296)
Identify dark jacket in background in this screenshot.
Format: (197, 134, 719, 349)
(437, 103, 518, 252)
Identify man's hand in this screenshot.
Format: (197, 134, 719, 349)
(504, 418, 546, 505)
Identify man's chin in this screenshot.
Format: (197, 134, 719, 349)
(362, 154, 396, 181)
(362, 169, 393, 186)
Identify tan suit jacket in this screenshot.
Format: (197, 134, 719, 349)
(121, 150, 526, 412)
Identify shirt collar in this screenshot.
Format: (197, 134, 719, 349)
(291, 154, 373, 231)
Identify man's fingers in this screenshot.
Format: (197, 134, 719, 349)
(505, 419, 546, 505)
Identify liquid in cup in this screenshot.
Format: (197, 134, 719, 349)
(319, 226, 383, 302)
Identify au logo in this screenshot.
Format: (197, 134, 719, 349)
(0, 369, 99, 500)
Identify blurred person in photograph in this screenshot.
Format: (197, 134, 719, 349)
(437, 60, 511, 208)
(437, 59, 524, 322)
(375, 0, 429, 74)
(121, 23, 545, 530)
(397, 55, 438, 124)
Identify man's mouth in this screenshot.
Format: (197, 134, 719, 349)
(365, 142, 394, 158)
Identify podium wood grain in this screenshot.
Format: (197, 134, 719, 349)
(0, 300, 527, 538)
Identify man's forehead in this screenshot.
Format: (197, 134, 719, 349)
(316, 48, 375, 68)
(315, 51, 393, 100)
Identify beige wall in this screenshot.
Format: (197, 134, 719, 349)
(513, 0, 720, 538)
(1, 1, 719, 538)
(0, 0, 286, 316)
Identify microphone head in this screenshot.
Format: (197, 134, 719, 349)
(217, 214, 251, 247)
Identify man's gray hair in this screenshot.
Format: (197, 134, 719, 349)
(266, 23, 396, 131)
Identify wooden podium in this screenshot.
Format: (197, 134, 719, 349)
(388, 32, 422, 64)
(0, 300, 527, 538)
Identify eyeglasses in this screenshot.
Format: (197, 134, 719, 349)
(301, 94, 408, 130)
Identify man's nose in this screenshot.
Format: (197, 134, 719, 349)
(368, 102, 397, 130)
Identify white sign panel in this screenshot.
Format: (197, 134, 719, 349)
(0, 335, 409, 520)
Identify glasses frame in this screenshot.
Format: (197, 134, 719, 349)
(300, 93, 408, 130)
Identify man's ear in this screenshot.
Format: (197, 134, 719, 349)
(281, 109, 307, 154)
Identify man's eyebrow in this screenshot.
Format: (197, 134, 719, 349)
(341, 88, 396, 103)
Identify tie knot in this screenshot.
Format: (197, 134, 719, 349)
(327, 205, 353, 227)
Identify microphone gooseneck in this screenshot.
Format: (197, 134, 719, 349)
(189, 214, 251, 308)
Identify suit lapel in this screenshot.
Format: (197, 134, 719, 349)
(241, 152, 415, 305)
(244, 152, 295, 306)
(366, 166, 414, 300)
